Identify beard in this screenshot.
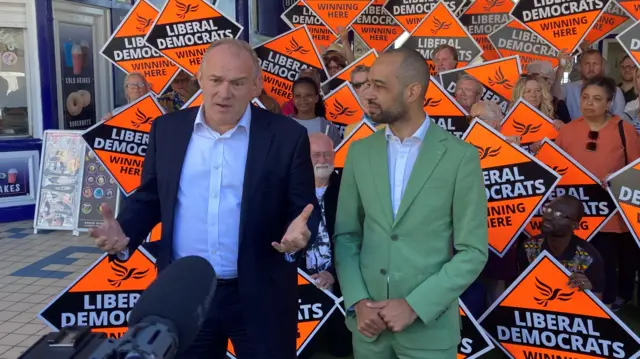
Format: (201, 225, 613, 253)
(367, 94, 407, 124)
(314, 164, 334, 181)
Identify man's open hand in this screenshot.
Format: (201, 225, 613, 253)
(90, 204, 128, 255)
(368, 299, 418, 332)
(355, 299, 387, 338)
(272, 204, 313, 253)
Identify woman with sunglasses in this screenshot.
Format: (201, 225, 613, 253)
(291, 77, 342, 145)
(554, 76, 640, 310)
(101, 72, 150, 121)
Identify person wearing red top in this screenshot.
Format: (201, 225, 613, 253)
(553, 76, 640, 309)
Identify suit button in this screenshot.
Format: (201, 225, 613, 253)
(380, 269, 387, 275)
(391, 234, 398, 241)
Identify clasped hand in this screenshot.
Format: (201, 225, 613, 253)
(355, 298, 418, 337)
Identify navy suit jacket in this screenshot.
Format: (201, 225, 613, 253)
(117, 105, 320, 357)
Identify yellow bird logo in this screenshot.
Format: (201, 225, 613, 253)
(175, 0, 199, 19)
(108, 261, 150, 288)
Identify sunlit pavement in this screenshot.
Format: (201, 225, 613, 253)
(0, 220, 638, 359)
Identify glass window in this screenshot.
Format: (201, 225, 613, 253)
(0, 27, 29, 138)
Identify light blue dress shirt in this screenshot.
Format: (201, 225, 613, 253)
(562, 80, 626, 121)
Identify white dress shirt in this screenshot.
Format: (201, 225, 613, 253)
(385, 115, 430, 217)
(172, 105, 251, 279)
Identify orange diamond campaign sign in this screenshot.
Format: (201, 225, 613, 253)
(323, 82, 365, 137)
(458, 0, 514, 61)
(384, 0, 465, 33)
(321, 49, 378, 94)
(425, 76, 470, 138)
(281, 0, 338, 51)
(144, 0, 244, 76)
(82, 94, 166, 196)
(616, 19, 640, 69)
(226, 269, 340, 358)
(479, 252, 640, 359)
(400, 1, 483, 76)
(500, 99, 558, 152)
(334, 120, 377, 167)
(616, 0, 640, 20)
(440, 56, 522, 114)
(488, 20, 560, 71)
(301, 0, 373, 36)
(100, 0, 180, 96)
(510, 0, 607, 54)
(584, 1, 631, 45)
(607, 157, 640, 248)
(351, 0, 404, 52)
(253, 26, 327, 106)
(38, 248, 157, 339)
(462, 119, 560, 256)
(525, 139, 618, 241)
(458, 300, 495, 359)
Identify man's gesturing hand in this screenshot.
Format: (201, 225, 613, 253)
(355, 299, 387, 338)
(272, 204, 313, 253)
(368, 299, 418, 332)
(90, 203, 129, 255)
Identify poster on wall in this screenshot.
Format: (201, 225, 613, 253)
(74, 145, 120, 232)
(0, 151, 39, 208)
(33, 131, 86, 231)
(58, 23, 97, 130)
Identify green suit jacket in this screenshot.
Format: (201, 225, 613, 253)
(334, 122, 488, 350)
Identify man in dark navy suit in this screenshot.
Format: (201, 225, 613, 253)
(90, 38, 319, 359)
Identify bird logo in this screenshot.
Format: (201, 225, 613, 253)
(471, 143, 501, 160)
(131, 109, 154, 128)
(533, 277, 574, 307)
(488, 68, 514, 90)
(552, 166, 568, 175)
(329, 99, 358, 120)
(175, 0, 199, 19)
(431, 17, 451, 35)
(108, 261, 150, 288)
(135, 14, 152, 33)
(423, 97, 442, 107)
(483, 0, 505, 12)
(286, 38, 309, 55)
(512, 119, 542, 136)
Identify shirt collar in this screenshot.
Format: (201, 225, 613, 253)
(384, 114, 430, 143)
(194, 104, 252, 136)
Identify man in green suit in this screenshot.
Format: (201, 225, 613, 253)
(334, 48, 489, 358)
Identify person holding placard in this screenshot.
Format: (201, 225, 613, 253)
(554, 76, 640, 310)
(334, 48, 488, 359)
(431, 44, 458, 78)
(101, 72, 150, 121)
(455, 74, 483, 114)
(290, 77, 342, 145)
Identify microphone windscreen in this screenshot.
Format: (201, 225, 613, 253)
(129, 255, 216, 353)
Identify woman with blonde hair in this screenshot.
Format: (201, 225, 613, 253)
(101, 72, 151, 120)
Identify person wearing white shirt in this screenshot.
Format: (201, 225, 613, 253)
(90, 39, 319, 359)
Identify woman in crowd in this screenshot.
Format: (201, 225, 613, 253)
(527, 60, 571, 123)
(554, 76, 640, 310)
(623, 67, 640, 133)
(322, 27, 355, 77)
(291, 77, 342, 145)
(101, 72, 150, 120)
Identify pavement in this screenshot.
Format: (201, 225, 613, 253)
(0, 220, 638, 359)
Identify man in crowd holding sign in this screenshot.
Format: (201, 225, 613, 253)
(334, 48, 488, 358)
(517, 195, 606, 299)
(90, 38, 320, 359)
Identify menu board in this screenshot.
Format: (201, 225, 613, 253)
(33, 131, 85, 231)
(74, 145, 120, 231)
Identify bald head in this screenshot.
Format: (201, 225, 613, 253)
(309, 132, 333, 150)
(201, 39, 261, 80)
(385, 48, 430, 98)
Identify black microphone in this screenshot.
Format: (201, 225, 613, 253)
(126, 255, 217, 354)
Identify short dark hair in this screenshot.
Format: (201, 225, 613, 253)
(557, 195, 584, 222)
(386, 47, 430, 97)
(292, 77, 326, 118)
(581, 76, 617, 102)
(432, 44, 458, 62)
(579, 49, 602, 63)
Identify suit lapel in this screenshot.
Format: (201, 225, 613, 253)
(393, 125, 446, 227)
(369, 131, 394, 227)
